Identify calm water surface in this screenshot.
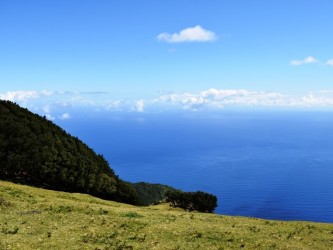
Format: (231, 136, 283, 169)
(58, 111, 333, 222)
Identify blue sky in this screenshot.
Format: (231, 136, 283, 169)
(1, 0, 333, 116)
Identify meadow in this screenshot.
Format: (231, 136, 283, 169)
(1, 180, 332, 249)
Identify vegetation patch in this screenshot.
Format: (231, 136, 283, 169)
(132, 182, 177, 205)
(0, 196, 11, 207)
(166, 190, 217, 213)
(1, 226, 19, 235)
(122, 212, 143, 218)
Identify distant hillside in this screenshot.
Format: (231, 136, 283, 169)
(132, 182, 177, 205)
(0, 100, 138, 204)
(1, 180, 332, 249)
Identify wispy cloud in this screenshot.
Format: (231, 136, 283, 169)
(153, 89, 289, 110)
(59, 113, 71, 120)
(157, 25, 217, 43)
(290, 56, 319, 66)
(133, 100, 145, 112)
(326, 59, 333, 66)
(45, 114, 55, 120)
(0, 90, 53, 102)
(2, 89, 333, 116)
(152, 89, 333, 110)
(290, 56, 333, 67)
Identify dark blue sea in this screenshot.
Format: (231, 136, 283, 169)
(57, 110, 333, 223)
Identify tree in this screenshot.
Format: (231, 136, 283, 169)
(166, 190, 218, 213)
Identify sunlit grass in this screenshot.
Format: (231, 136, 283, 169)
(1, 180, 332, 249)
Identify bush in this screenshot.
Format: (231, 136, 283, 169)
(165, 190, 217, 213)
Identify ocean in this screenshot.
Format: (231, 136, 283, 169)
(57, 110, 333, 223)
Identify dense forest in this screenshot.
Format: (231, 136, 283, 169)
(0, 100, 217, 212)
(166, 190, 217, 213)
(132, 182, 177, 206)
(0, 100, 138, 204)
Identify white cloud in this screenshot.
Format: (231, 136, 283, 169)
(326, 59, 333, 66)
(290, 56, 319, 66)
(3, 89, 333, 114)
(154, 89, 290, 110)
(298, 92, 333, 106)
(45, 114, 55, 121)
(105, 100, 122, 111)
(43, 105, 51, 114)
(0, 90, 53, 102)
(59, 113, 71, 120)
(157, 25, 217, 43)
(133, 100, 145, 112)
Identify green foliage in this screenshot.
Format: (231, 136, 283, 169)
(1, 226, 19, 235)
(0, 100, 138, 205)
(166, 190, 217, 213)
(0, 196, 11, 207)
(132, 182, 178, 205)
(123, 212, 143, 218)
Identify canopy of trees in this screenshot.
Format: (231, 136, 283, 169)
(132, 182, 177, 206)
(166, 190, 217, 213)
(0, 100, 138, 205)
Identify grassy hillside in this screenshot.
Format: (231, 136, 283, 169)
(1, 181, 332, 249)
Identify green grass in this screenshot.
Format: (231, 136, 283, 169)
(1, 180, 332, 249)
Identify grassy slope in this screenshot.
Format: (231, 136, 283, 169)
(0, 181, 332, 250)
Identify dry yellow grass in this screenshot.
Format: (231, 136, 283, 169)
(1, 180, 332, 249)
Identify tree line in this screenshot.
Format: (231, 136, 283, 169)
(166, 190, 217, 213)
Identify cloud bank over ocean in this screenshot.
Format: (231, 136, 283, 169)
(2, 89, 333, 120)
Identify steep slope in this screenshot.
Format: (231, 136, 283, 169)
(0, 100, 138, 204)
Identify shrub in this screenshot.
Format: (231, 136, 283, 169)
(165, 190, 217, 213)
